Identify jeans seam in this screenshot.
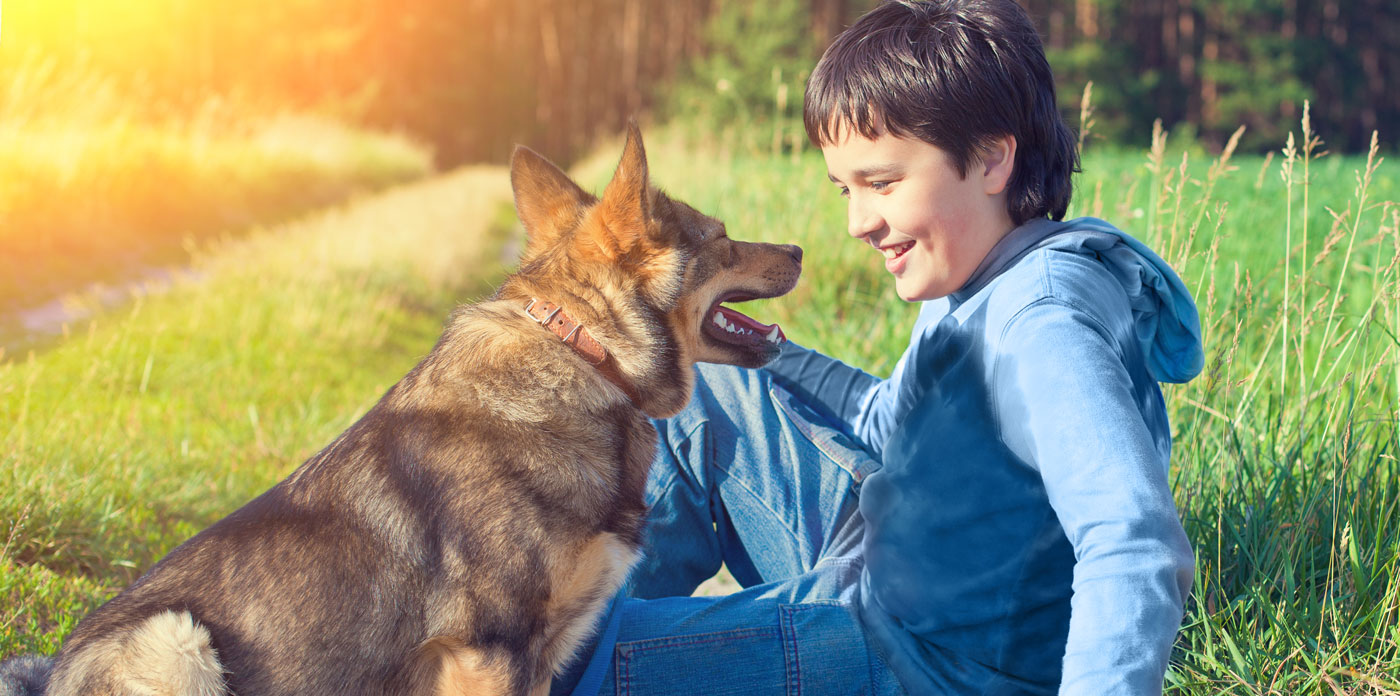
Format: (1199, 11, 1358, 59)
(768, 386, 879, 485)
(618, 626, 776, 653)
(616, 627, 780, 696)
(700, 401, 814, 557)
(711, 455, 808, 556)
(782, 606, 801, 696)
(780, 602, 853, 696)
(648, 418, 708, 512)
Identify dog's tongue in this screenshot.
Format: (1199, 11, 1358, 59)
(711, 305, 786, 344)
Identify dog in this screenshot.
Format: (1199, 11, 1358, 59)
(0, 123, 802, 695)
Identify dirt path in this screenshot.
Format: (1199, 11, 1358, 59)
(0, 166, 515, 357)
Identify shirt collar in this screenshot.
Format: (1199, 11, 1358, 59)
(949, 217, 1063, 303)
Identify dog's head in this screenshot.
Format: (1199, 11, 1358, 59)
(506, 124, 802, 417)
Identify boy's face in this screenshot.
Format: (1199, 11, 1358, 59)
(821, 130, 1016, 302)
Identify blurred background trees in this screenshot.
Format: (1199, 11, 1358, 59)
(3, 0, 1395, 166)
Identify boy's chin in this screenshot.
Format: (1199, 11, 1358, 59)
(894, 277, 943, 303)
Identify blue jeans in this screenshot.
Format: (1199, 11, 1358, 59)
(552, 364, 905, 696)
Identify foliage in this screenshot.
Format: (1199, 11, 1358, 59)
(5, 0, 1391, 166)
(1035, 0, 1394, 154)
(661, 0, 817, 157)
(0, 0, 707, 166)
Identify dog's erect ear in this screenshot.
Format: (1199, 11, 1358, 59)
(510, 146, 595, 258)
(595, 122, 652, 253)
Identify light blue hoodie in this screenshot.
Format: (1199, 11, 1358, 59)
(767, 217, 1202, 694)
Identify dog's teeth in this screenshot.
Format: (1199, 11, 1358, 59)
(713, 312, 727, 328)
(766, 326, 781, 343)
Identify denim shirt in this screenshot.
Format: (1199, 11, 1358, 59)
(767, 217, 1202, 695)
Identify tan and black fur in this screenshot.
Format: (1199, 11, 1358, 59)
(9, 124, 802, 696)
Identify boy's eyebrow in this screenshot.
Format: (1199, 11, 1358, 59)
(827, 164, 904, 182)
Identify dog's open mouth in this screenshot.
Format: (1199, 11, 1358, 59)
(704, 293, 786, 347)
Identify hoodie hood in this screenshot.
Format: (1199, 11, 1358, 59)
(953, 217, 1204, 384)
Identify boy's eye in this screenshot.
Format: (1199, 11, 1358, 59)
(870, 181, 889, 192)
(837, 186, 850, 198)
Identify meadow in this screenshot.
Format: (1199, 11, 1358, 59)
(1, 167, 516, 654)
(0, 55, 433, 342)
(4, 111, 1400, 694)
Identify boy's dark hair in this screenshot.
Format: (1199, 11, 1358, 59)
(804, 0, 1079, 224)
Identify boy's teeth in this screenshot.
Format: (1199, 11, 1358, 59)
(883, 242, 914, 259)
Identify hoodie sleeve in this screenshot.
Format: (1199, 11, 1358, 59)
(763, 341, 886, 450)
(765, 301, 953, 458)
(993, 296, 1194, 695)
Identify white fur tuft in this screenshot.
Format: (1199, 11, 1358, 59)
(120, 611, 227, 696)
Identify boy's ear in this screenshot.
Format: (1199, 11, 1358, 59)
(980, 134, 1017, 196)
(593, 122, 653, 256)
(510, 146, 596, 258)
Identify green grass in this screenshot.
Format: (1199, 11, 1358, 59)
(0, 55, 434, 317)
(1, 167, 517, 655)
(5, 115, 1400, 693)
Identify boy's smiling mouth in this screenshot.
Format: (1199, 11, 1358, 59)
(881, 241, 915, 260)
(879, 240, 916, 274)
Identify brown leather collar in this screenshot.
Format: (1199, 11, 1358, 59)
(524, 298, 643, 406)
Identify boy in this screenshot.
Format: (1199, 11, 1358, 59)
(555, 1, 1201, 694)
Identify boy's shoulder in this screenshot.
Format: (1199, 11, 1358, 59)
(971, 222, 1140, 340)
(962, 216, 1203, 384)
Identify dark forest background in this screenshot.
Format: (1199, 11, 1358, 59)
(4, 0, 1396, 166)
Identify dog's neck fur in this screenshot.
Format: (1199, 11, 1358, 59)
(522, 297, 645, 406)
(502, 278, 690, 419)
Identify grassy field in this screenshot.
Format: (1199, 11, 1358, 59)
(1, 167, 516, 654)
(0, 56, 433, 325)
(4, 117, 1400, 693)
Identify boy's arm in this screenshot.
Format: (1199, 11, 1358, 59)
(764, 341, 898, 456)
(994, 300, 1194, 695)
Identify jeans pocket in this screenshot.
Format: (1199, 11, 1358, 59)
(615, 627, 788, 696)
(768, 386, 882, 487)
(779, 602, 902, 696)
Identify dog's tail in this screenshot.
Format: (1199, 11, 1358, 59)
(0, 654, 53, 696)
(34, 610, 228, 696)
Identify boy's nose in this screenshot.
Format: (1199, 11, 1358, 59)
(847, 197, 882, 240)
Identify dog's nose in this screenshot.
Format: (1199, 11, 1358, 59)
(782, 244, 803, 263)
